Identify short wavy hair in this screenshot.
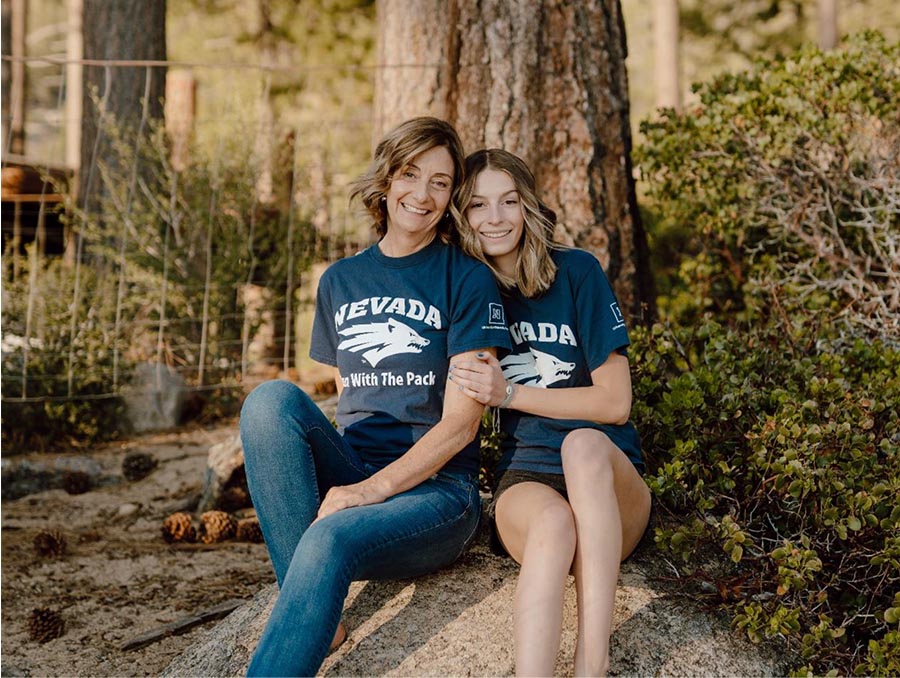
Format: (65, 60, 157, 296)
(349, 117, 466, 242)
(456, 149, 559, 297)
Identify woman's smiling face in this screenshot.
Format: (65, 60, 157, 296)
(465, 168, 525, 276)
(384, 145, 454, 244)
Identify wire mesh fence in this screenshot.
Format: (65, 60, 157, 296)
(2, 56, 377, 414)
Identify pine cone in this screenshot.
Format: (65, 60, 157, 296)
(122, 452, 158, 481)
(63, 471, 92, 495)
(199, 510, 237, 544)
(161, 512, 196, 544)
(28, 607, 65, 643)
(236, 517, 264, 543)
(217, 486, 252, 513)
(33, 529, 67, 558)
(314, 379, 337, 395)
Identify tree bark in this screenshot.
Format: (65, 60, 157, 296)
(817, 0, 838, 50)
(66, 0, 82, 171)
(6, 0, 27, 155)
(78, 0, 166, 212)
(376, 0, 655, 324)
(1, 1, 9, 141)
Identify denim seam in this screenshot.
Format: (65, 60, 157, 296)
(349, 481, 478, 576)
(285, 384, 366, 478)
(302, 422, 370, 480)
(318, 557, 355, 668)
(449, 483, 481, 562)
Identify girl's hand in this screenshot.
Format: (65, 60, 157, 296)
(449, 352, 508, 406)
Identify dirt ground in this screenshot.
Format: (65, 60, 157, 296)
(1, 414, 789, 678)
(1, 419, 273, 677)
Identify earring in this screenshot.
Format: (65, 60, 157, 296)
(380, 196, 387, 202)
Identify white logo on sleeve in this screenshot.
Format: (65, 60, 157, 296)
(488, 303, 506, 326)
(337, 318, 430, 367)
(610, 302, 625, 330)
(500, 347, 575, 387)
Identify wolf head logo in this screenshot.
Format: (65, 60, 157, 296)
(500, 347, 575, 387)
(337, 318, 430, 367)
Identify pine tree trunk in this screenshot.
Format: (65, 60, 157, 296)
(78, 0, 166, 211)
(376, 0, 655, 323)
(6, 0, 27, 155)
(653, 0, 681, 111)
(817, 0, 838, 50)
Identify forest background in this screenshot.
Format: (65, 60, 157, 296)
(2, 1, 899, 675)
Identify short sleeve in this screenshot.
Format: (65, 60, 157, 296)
(447, 264, 512, 356)
(573, 255, 630, 371)
(309, 272, 338, 366)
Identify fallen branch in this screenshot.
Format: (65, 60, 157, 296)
(119, 598, 244, 652)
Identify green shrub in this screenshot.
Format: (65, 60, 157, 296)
(634, 36, 900, 671)
(67, 118, 312, 382)
(1, 255, 129, 450)
(630, 317, 900, 674)
(636, 32, 900, 341)
(479, 408, 504, 493)
(2, 115, 319, 451)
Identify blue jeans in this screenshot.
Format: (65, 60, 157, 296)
(240, 380, 481, 677)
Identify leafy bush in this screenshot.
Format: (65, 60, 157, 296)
(68, 118, 311, 381)
(637, 32, 900, 341)
(1, 255, 129, 449)
(633, 31, 900, 675)
(630, 317, 899, 675)
(479, 408, 504, 493)
(2, 114, 322, 451)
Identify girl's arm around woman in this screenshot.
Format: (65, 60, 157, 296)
(450, 349, 632, 425)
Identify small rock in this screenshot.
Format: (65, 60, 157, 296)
(699, 580, 717, 594)
(0, 662, 30, 677)
(1, 456, 108, 501)
(123, 362, 187, 433)
(117, 503, 140, 518)
(197, 435, 244, 514)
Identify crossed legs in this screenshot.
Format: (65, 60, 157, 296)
(494, 429, 651, 676)
(240, 380, 481, 676)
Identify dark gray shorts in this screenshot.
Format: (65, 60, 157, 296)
(489, 468, 568, 519)
(487, 468, 654, 559)
(487, 469, 567, 556)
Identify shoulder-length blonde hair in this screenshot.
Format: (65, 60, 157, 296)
(348, 117, 466, 243)
(456, 149, 559, 297)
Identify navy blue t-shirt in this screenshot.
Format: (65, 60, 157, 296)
(496, 247, 644, 475)
(310, 238, 511, 475)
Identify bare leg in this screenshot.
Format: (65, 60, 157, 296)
(495, 482, 577, 677)
(561, 430, 651, 677)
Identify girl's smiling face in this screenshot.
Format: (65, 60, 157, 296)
(465, 168, 525, 276)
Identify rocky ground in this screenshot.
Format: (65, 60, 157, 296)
(1, 418, 789, 677)
(1, 420, 275, 677)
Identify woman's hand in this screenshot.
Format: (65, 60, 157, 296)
(449, 352, 508, 407)
(315, 479, 389, 523)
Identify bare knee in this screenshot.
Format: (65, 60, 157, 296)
(561, 429, 616, 481)
(524, 501, 577, 563)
